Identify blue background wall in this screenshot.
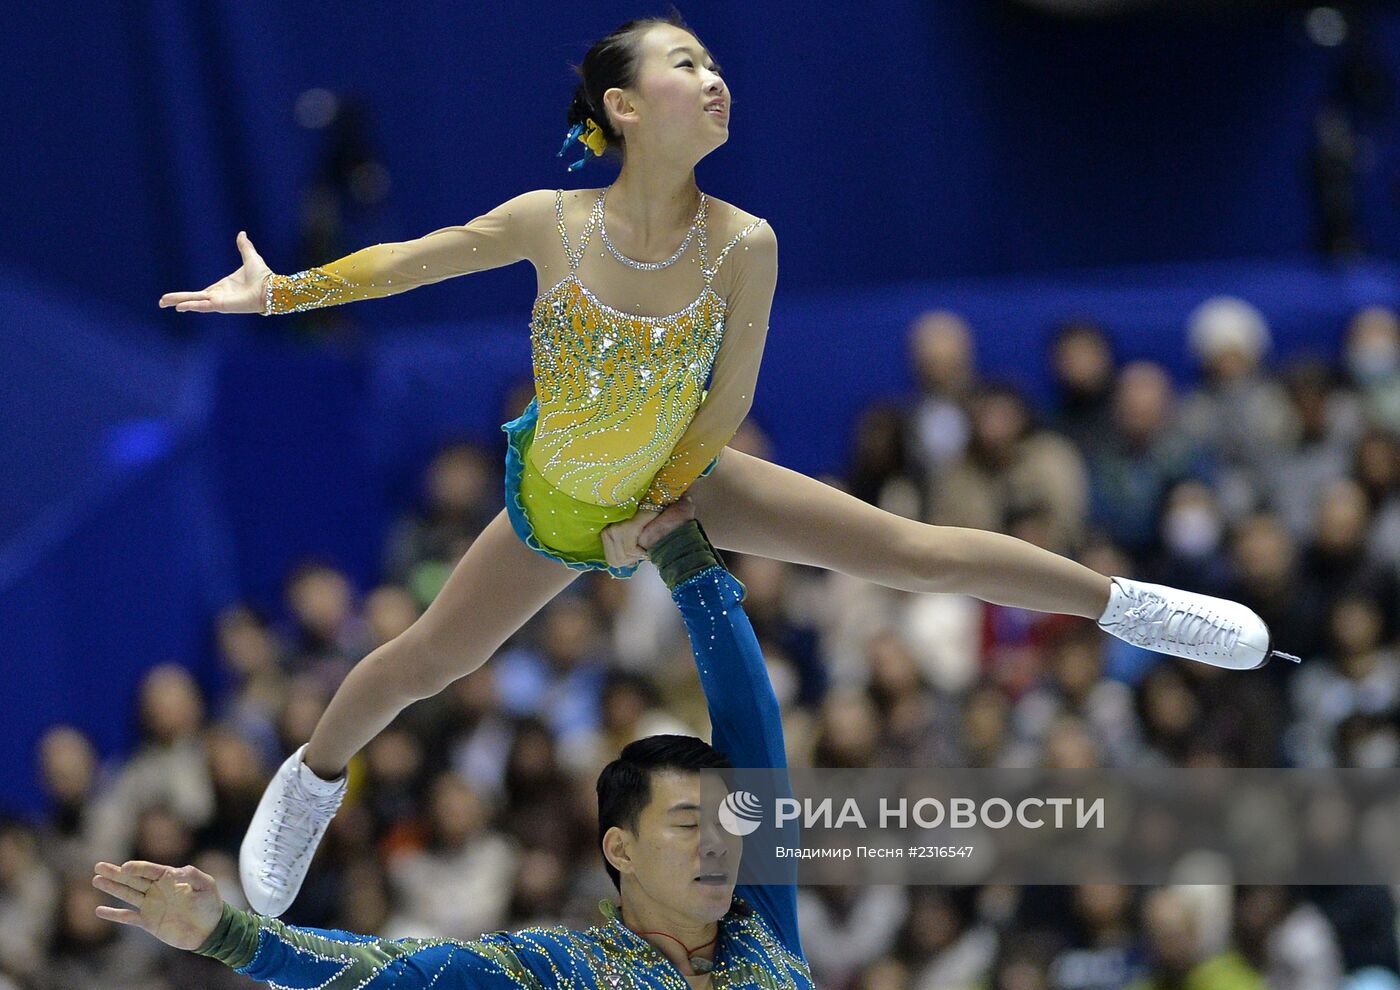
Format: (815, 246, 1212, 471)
(3, 1, 1400, 813)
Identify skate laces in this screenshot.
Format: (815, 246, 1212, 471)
(261, 775, 343, 890)
(1120, 592, 1239, 653)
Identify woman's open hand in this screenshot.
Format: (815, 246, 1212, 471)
(159, 231, 272, 314)
(92, 860, 224, 951)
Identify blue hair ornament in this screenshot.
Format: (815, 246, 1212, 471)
(557, 118, 608, 172)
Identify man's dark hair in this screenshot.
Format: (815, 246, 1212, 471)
(596, 733, 731, 890)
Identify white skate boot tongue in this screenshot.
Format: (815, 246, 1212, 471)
(1097, 578, 1137, 626)
(295, 758, 346, 798)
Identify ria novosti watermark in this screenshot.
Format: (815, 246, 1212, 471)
(701, 768, 1400, 885)
(723, 788, 1104, 832)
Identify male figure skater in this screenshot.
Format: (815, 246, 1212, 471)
(92, 501, 813, 988)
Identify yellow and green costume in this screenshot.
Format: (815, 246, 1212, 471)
(264, 188, 770, 577)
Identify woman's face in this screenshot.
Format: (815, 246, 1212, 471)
(615, 25, 729, 161)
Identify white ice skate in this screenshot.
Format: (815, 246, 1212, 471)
(1098, 576, 1300, 671)
(239, 744, 347, 916)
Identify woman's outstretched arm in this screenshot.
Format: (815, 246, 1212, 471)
(159, 189, 554, 316)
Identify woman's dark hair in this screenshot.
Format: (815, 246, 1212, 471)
(567, 10, 700, 158)
(596, 733, 731, 890)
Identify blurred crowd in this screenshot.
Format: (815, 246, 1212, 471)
(5, 297, 1400, 989)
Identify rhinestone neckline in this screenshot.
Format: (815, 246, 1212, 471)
(597, 187, 708, 271)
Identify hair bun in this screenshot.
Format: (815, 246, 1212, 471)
(567, 83, 594, 128)
(563, 13, 694, 162)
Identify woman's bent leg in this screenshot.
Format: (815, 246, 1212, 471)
(302, 509, 579, 777)
(688, 448, 1111, 618)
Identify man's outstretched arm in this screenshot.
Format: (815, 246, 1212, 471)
(648, 510, 803, 958)
(91, 860, 562, 988)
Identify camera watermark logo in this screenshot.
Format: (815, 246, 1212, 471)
(719, 790, 764, 836)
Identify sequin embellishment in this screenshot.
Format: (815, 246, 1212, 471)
(265, 268, 358, 314)
(527, 189, 765, 507)
(207, 896, 813, 988)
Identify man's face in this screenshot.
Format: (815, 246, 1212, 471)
(609, 771, 741, 923)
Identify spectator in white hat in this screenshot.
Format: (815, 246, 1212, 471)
(1180, 296, 1296, 515)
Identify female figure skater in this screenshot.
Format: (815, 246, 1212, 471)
(160, 15, 1289, 917)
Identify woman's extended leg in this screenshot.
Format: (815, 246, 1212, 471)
(243, 509, 578, 915)
(304, 509, 580, 776)
(686, 450, 1281, 672)
(688, 448, 1111, 617)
